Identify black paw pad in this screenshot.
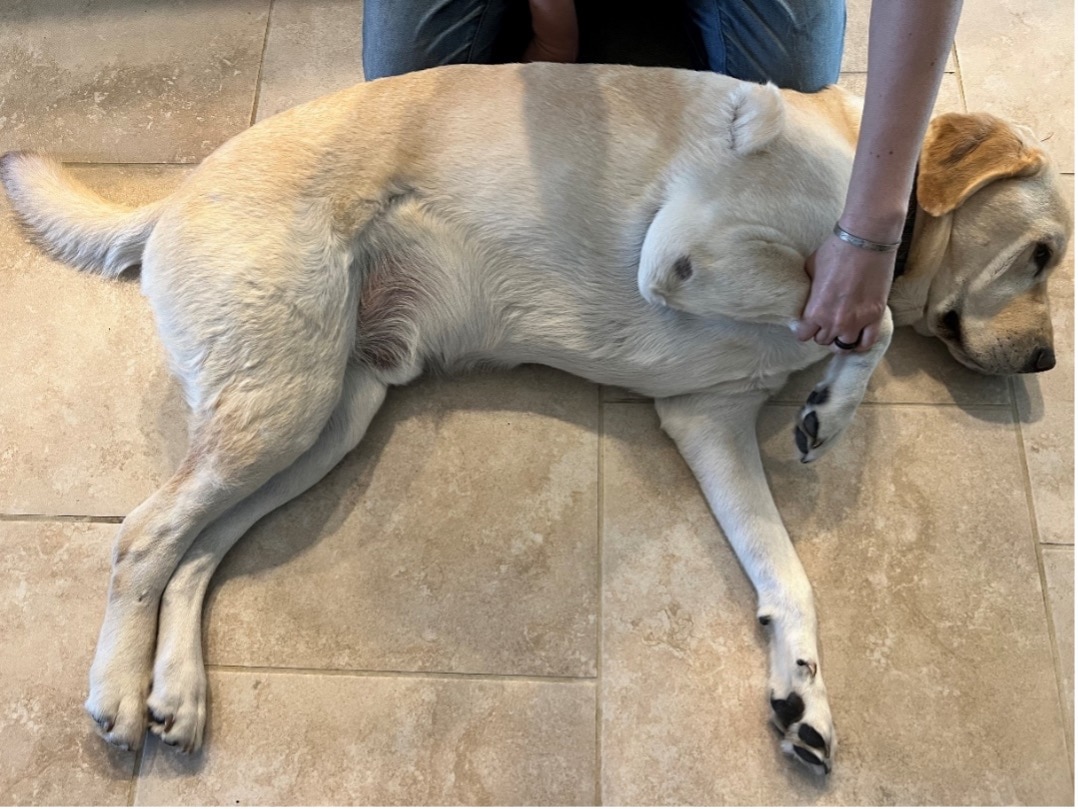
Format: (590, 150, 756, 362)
(807, 386, 830, 406)
(802, 411, 819, 441)
(794, 425, 810, 455)
(673, 255, 693, 280)
(770, 692, 805, 728)
(798, 723, 827, 752)
(792, 744, 825, 768)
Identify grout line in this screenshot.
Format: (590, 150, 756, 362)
(768, 399, 1013, 408)
(1007, 376, 1074, 773)
(0, 513, 123, 523)
(595, 389, 605, 805)
(127, 744, 143, 807)
(601, 398, 1015, 408)
(249, 0, 276, 127)
(205, 663, 595, 684)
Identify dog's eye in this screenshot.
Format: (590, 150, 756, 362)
(1033, 242, 1053, 274)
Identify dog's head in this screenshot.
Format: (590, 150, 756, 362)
(892, 112, 1072, 375)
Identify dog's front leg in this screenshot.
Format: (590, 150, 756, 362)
(654, 390, 834, 775)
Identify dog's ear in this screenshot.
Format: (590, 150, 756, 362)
(917, 112, 1047, 216)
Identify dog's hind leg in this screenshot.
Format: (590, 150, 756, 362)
(656, 389, 835, 775)
(85, 349, 348, 751)
(145, 364, 388, 752)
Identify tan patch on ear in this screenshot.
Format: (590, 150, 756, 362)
(917, 113, 1047, 216)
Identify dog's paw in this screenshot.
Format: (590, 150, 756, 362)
(147, 659, 207, 754)
(85, 669, 149, 752)
(770, 681, 835, 776)
(761, 613, 835, 775)
(794, 383, 856, 464)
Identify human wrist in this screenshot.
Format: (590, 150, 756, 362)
(836, 206, 907, 245)
(832, 223, 901, 253)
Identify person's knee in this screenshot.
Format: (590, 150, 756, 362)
(698, 0, 845, 92)
(757, 0, 845, 92)
(361, 0, 442, 80)
(362, 44, 436, 81)
(361, 0, 511, 81)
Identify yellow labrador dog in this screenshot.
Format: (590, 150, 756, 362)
(2, 63, 1070, 775)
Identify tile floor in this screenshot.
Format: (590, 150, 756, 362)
(0, 0, 1073, 804)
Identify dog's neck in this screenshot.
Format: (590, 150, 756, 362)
(892, 173, 919, 280)
(888, 173, 955, 327)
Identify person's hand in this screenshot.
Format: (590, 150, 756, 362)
(523, 0, 579, 63)
(795, 233, 893, 352)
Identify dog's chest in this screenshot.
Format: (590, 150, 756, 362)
(507, 306, 821, 398)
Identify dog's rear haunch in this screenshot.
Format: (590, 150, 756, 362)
(2, 63, 1070, 773)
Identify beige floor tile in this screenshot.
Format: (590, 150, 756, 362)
(601, 402, 1071, 804)
(841, 0, 956, 73)
(0, 0, 269, 163)
(134, 670, 596, 805)
(0, 521, 135, 804)
(254, 0, 365, 123)
(1042, 546, 1075, 757)
(204, 367, 599, 678)
(1022, 394, 1078, 546)
(0, 165, 190, 516)
(1016, 177, 1074, 545)
(956, 0, 1074, 172)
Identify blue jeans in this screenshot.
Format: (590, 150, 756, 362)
(362, 0, 845, 92)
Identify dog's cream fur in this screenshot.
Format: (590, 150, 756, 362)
(1, 62, 1071, 775)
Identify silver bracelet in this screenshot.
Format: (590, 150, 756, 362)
(833, 223, 901, 253)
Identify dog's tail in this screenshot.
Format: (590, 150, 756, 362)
(1, 151, 166, 278)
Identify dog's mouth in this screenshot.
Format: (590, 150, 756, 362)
(933, 308, 992, 373)
(937, 308, 963, 345)
(934, 308, 976, 364)
(933, 307, 1057, 375)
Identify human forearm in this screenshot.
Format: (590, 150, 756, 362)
(842, 0, 963, 242)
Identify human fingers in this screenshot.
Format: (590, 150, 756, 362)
(854, 322, 881, 353)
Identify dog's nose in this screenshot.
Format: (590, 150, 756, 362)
(1024, 346, 1056, 373)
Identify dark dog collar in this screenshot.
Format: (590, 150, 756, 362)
(893, 172, 919, 279)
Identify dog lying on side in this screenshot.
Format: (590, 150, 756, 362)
(1, 63, 1070, 775)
